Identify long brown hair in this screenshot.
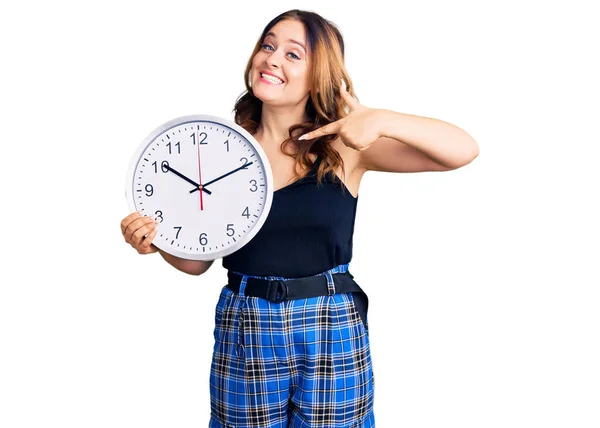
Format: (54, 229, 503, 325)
(233, 9, 357, 185)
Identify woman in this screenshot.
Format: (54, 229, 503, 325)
(121, 9, 479, 427)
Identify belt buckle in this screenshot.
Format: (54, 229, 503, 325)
(267, 280, 288, 303)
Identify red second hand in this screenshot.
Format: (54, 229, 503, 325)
(197, 132, 204, 211)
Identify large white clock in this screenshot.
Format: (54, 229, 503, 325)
(125, 114, 274, 261)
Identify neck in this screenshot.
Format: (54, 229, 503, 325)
(254, 102, 308, 149)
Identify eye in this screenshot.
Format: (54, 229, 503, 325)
(260, 43, 274, 51)
(288, 52, 300, 60)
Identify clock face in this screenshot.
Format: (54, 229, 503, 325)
(126, 115, 273, 261)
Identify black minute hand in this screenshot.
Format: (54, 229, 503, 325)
(190, 162, 254, 194)
(165, 165, 212, 195)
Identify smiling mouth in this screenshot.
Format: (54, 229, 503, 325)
(260, 73, 284, 84)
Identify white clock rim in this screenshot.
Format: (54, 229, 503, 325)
(125, 114, 274, 261)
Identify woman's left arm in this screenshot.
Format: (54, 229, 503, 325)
(358, 109, 480, 173)
(299, 83, 479, 173)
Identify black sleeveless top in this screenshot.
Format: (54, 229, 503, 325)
(222, 155, 358, 278)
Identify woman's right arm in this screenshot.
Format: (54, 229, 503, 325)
(156, 249, 214, 276)
(121, 211, 214, 276)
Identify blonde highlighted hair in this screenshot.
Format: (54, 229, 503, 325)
(233, 9, 357, 184)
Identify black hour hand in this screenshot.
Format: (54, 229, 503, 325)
(165, 165, 212, 195)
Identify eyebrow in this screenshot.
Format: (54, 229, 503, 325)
(265, 31, 306, 52)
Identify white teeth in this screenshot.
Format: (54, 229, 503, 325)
(261, 73, 283, 84)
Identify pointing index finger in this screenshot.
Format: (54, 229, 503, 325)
(298, 119, 343, 140)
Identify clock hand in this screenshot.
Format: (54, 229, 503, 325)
(190, 161, 254, 194)
(165, 165, 212, 195)
(196, 132, 204, 210)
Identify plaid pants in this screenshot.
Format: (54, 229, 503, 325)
(209, 264, 375, 427)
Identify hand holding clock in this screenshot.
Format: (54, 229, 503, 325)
(121, 212, 159, 254)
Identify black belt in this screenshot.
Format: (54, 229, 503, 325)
(226, 270, 370, 330)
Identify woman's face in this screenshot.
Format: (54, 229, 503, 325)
(250, 19, 311, 107)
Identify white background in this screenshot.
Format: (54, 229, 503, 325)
(1, 0, 599, 427)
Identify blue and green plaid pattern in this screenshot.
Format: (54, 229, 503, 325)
(209, 264, 375, 427)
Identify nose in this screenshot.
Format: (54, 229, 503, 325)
(265, 49, 284, 68)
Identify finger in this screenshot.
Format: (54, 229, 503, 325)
(123, 215, 152, 242)
(121, 211, 142, 235)
(298, 119, 344, 140)
(340, 80, 361, 111)
(125, 216, 155, 244)
(121, 211, 152, 237)
(139, 226, 159, 253)
(131, 221, 157, 249)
